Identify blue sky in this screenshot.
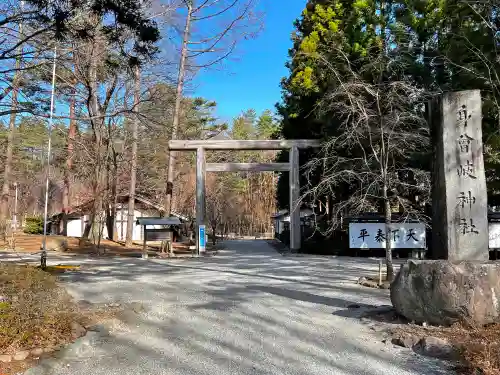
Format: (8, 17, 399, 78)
(190, 0, 306, 123)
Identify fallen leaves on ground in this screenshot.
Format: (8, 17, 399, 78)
(395, 322, 500, 375)
(0, 263, 80, 354)
(0, 262, 121, 374)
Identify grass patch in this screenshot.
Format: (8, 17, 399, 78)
(0, 263, 124, 375)
(36, 264, 81, 274)
(0, 263, 83, 355)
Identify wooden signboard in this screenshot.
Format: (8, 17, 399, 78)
(144, 228, 172, 242)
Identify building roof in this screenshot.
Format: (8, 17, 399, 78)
(208, 130, 232, 140)
(271, 209, 314, 220)
(271, 209, 289, 218)
(199, 129, 231, 140)
(136, 217, 182, 226)
(345, 213, 422, 223)
(50, 194, 190, 222)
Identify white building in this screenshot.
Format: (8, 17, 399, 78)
(50, 194, 189, 242)
(271, 208, 315, 237)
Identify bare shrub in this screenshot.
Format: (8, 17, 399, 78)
(0, 263, 79, 353)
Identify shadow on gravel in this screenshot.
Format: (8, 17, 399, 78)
(247, 285, 358, 308)
(332, 304, 410, 326)
(45, 306, 450, 375)
(77, 305, 450, 375)
(186, 284, 361, 312)
(13, 241, 452, 375)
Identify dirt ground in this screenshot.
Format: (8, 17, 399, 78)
(0, 234, 193, 257)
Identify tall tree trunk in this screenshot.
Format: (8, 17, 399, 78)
(83, 40, 104, 242)
(105, 205, 112, 240)
(105, 137, 118, 241)
(82, 212, 94, 238)
(383, 185, 394, 281)
(0, 80, 19, 231)
(0, 15, 23, 234)
(111, 149, 118, 241)
(126, 65, 140, 247)
(62, 80, 77, 236)
(164, 1, 193, 216)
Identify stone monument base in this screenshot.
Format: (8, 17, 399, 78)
(391, 260, 500, 326)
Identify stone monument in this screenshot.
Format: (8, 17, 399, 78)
(390, 90, 499, 327)
(430, 89, 488, 261)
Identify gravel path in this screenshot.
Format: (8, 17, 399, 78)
(14, 240, 453, 375)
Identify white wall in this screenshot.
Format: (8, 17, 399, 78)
(67, 219, 83, 237)
(115, 208, 145, 241)
(64, 207, 160, 242)
(275, 219, 285, 234)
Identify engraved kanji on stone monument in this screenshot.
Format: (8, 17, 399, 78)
(457, 104, 472, 127)
(457, 191, 476, 209)
(457, 160, 477, 179)
(458, 134, 474, 153)
(431, 90, 488, 261)
(456, 106, 480, 237)
(459, 218, 479, 235)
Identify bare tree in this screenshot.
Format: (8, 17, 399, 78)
(164, 0, 262, 215)
(80, 28, 114, 241)
(0, 6, 24, 232)
(304, 51, 431, 281)
(125, 64, 141, 247)
(61, 48, 78, 235)
(206, 174, 226, 245)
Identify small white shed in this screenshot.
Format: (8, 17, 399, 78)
(271, 209, 315, 237)
(50, 194, 188, 242)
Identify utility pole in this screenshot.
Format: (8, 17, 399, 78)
(41, 45, 58, 269)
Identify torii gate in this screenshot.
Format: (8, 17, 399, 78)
(168, 139, 321, 253)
